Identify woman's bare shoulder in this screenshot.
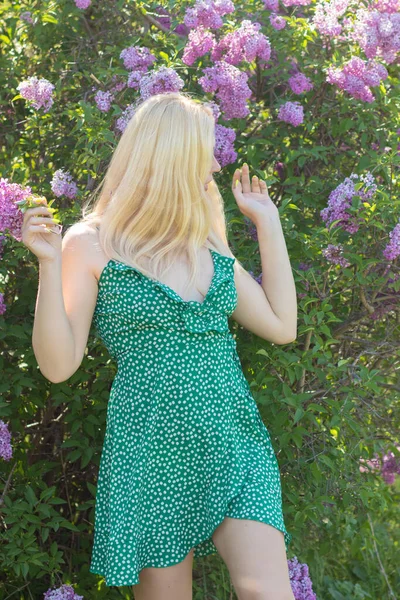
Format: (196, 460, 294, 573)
(62, 222, 104, 280)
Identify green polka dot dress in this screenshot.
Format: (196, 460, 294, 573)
(89, 247, 292, 586)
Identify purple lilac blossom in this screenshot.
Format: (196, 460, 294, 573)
(204, 100, 221, 120)
(274, 161, 285, 180)
(277, 101, 304, 126)
(20, 11, 34, 23)
(115, 103, 137, 133)
(139, 67, 185, 100)
(288, 556, 317, 600)
(153, 5, 172, 29)
(281, 0, 312, 5)
(313, 0, 349, 37)
(381, 449, 400, 484)
(51, 169, 78, 199)
(270, 14, 286, 29)
(350, 7, 400, 65)
(17, 76, 55, 113)
(120, 46, 156, 72)
(0, 293, 6, 315)
(43, 583, 84, 600)
(94, 90, 114, 112)
(184, 0, 235, 29)
(127, 71, 144, 89)
(211, 20, 271, 65)
(174, 23, 191, 35)
(75, 0, 91, 8)
(0, 178, 30, 241)
(288, 72, 313, 94)
(214, 124, 237, 166)
(326, 57, 388, 103)
(382, 220, 400, 261)
(322, 243, 350, 267)
(0, 420, 12, 460)
(199, 61, 252, 119)
(263, 0, 279, 9)
(182, 27, 216, 65)
(320, 172, 377, 233)
(0, 234, 6, 258)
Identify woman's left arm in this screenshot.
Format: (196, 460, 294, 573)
(230, 163, 298, 345)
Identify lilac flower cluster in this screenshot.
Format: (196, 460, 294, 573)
(120, 45, 156, 72)
(43, 584, 83, 600)
(374, 0, 400, 12)
(320, 172, 377, 233)
(184, 0, 235, 30)
(153, 5, 172, 29)
(326, 57, 388, 103)
(0, 420, 12, 461)
(211, 20, 271, 65)
(288, 72, 313, 94)
(17, 76, 55, 113)
(313, 0, 349, 37)
(204, 100, 221, 120)
(115, 103, 137, 134)
(74, 0, 91, 9)
(214, 124, 237, 167)
(281, 0, 312, 5)
(199, 61, 252, 119)
(270, 14, 286, 29)
(382, 220, 400, 261)
(322, 243, 350, 268)
(182, 27, 216, 65)
(277, 101, 304, 126)
(0, 178, 30, 241)
(351, 7, 400, 65)
(263, 0, 279, 10)
(381, 448, 400, 484)
(139, 67, 185, 101)
(51, 169, 78, 199)
(287, 556, 317, 600)
(20, 11, 34, 24)
(94, 90, 114, 112)
(0, 234, 6, 259)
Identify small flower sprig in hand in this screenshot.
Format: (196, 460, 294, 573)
(19, 194, 63, 263)
(232, 162, 279, 225)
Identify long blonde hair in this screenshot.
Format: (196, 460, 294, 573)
(78, 91, 234, 294)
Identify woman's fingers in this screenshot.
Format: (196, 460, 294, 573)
(241, 163, 251, 193)
(251, 175, 261, 194)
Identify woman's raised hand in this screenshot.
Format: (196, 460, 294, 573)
(232, 162, 279, 225)
(21, 197, 63, 263)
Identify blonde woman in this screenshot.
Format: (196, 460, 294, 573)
(23, 92, 297, 600)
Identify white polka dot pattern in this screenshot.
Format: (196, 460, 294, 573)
(89, 248, 292, 586)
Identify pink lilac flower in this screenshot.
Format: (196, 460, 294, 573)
(270, 13, 287, 29)
(0, 292, 6, 315)
(211, 20, 271, 65)
(322, 243, 350, 267)
(263, 0, 280, 10)
(20, 11, 34, 23)
(382, 220, 400, 261)
(17, 76, 55, 112)
(281, 0, 312, 5)
(51, 169, 78, 199)
(374, 0, 400, 12)
(139, 67, 185, 100)
(350, 7, 400, 65)
(94, 90, 114, 112)
(326, 57, 388, 103)
(184, 0, 235, 30)
(320, 172, 377, 233)
(182, 26, 216, 65)
(0, 420, 12, 460)
(0, 178, 30, 241)
(288, 556, 317, 600)
(120, 45, 156, 72)
(214, 124, 237, 166)
(288, 72, 313, 94)
(115, 103, 137, 134)
(199, 61, 252, 119)
(313, 0, 349, 37)
(43, 583, 83, 600)
(277, 101, 304, 126)
(74, 0, 91, 8)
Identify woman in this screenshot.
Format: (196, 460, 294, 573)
(23, 92, 297, 600)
